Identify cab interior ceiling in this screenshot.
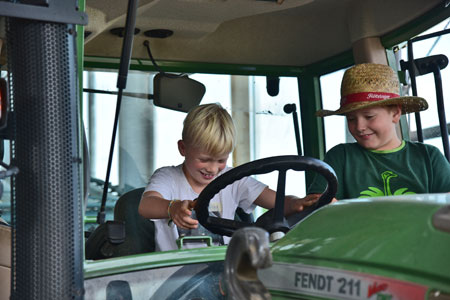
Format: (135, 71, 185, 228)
(82, 0, 442, 67)
(0, 0, 443, 68)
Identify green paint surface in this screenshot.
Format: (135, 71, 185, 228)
(84, 245, 227, 278)
(271, 196, 450, 292)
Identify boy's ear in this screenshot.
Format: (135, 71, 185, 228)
(178, 140, 186, 156)
(392, 104, 402, 123)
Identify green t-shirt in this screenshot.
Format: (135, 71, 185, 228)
(307, 141, 450, 200)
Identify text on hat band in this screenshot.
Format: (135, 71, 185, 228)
(341, 92, 400, 106)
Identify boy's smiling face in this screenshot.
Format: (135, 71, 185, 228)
(345, 105, 402, 151)
(178, 140, 229, 193)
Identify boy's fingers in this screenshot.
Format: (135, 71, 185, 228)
(184, 216, 198, 225)
(178, 218, 198, 229)
(179, 201, 193, 215)
(291, 201, 304, 213)
(182, 208, 192, 216)
(309, 194, 321, 202)
(293, 196, 318, 212)
(180, 214, 198, 225)
(174, 214, 197, 226)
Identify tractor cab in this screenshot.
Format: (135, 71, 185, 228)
(0, 0, 450, 299)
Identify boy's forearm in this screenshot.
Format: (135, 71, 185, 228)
(138, 192, 170, 219)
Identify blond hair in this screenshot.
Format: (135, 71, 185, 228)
(182, 103, 236, 156)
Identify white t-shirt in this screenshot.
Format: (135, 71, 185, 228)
(144, 164, 267, 251)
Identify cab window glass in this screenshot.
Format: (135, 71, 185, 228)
(320, 68, 353, 152)
(252, 76, 306, 218)
(398, 19, 450, 153)
(83, 71, 305, 220)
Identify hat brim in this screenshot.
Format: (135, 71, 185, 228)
(316, 96, 428, 117)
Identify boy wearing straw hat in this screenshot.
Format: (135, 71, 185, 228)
(307, 63, 450, 200)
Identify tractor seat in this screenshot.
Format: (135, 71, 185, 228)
(85, 187, 155, 260)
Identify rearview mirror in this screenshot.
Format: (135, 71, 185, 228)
(153, 73, 205, 113)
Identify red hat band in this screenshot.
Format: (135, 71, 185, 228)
(340, 91, 400, 106)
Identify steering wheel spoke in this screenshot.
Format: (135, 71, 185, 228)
(273, 169, 287, 223)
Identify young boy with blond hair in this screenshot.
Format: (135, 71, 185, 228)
(139, 103, 316, 251)
(307, 63, 450, 200)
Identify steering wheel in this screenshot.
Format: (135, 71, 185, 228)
(194, 155, 337, 237)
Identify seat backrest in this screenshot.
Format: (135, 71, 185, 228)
(0, 222, 11, 300)
(112, 187, 155, 256)
(85, 187, 155, 260)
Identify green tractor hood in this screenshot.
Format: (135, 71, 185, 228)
(259, 194, 450, 300)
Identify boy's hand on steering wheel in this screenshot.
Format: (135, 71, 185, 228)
(286, 194, 321, 215)
(169, 200, 199, 229)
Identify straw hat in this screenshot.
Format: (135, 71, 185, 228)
(316, 63, 428, 117)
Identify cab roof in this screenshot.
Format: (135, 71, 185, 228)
(84, 0, 443, 67)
